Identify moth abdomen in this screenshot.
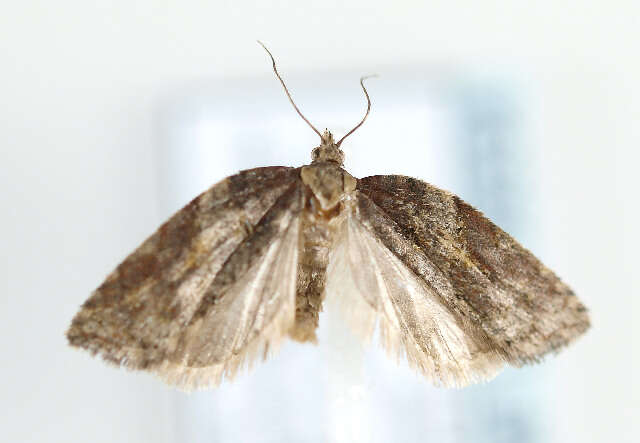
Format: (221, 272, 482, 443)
(290, 195, 333, 343)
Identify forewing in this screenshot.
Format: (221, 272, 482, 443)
(67, 166, 301, 386)
(327, 198, 504, 387)
(356, 175, 590, 366)
(158, 183, 303, 388)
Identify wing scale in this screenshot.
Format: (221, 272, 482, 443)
(354, 175, 589, 367)
(67, 166, 304, 390)
(327, 194, 504, 387)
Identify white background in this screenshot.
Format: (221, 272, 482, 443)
(1, 1, 638, 442)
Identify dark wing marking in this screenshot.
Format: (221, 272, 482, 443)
(158, 183, 304, 388)
(327, 195, 504, 387)
(67, 166, 302, 389)
(356, 175, 589, 368)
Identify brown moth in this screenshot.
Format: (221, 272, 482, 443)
(67, 44, 590, 390)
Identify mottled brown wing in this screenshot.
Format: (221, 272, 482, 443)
(355, 175, 589, 370)
(327, 207, 504, 387)
(159, 183, 303, 388)
(67, 166, 303, 389)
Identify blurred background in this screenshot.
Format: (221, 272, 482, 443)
(1, 1, 638, 442)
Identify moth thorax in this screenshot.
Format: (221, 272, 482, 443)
(311, 130, 344, 166)
(301, 163, 356, 212)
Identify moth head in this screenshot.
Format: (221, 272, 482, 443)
(311, 130, 345, 166)
(258, 42, 373, 167)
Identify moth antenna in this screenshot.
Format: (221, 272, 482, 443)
(336, 75, 377, 147)
(257, 41, 322, 139)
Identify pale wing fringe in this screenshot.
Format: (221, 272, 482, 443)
(68, 221, 296, 389)
(66, 167, 301, 383)
(155, 202, 302, 390)
(356, 175, 590, 365)
(327, 211, 505, 388)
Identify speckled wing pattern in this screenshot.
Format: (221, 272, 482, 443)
(67, 159, 589, 390)
(67, 166, 304, 389)
(346, 175, 589, 380)
(327, 199, 504, 387)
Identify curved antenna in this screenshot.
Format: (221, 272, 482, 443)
(336, 75, 377, 147)
(257, 41, 322, 139)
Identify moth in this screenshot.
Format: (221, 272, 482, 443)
(67, 43, 590, 390)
